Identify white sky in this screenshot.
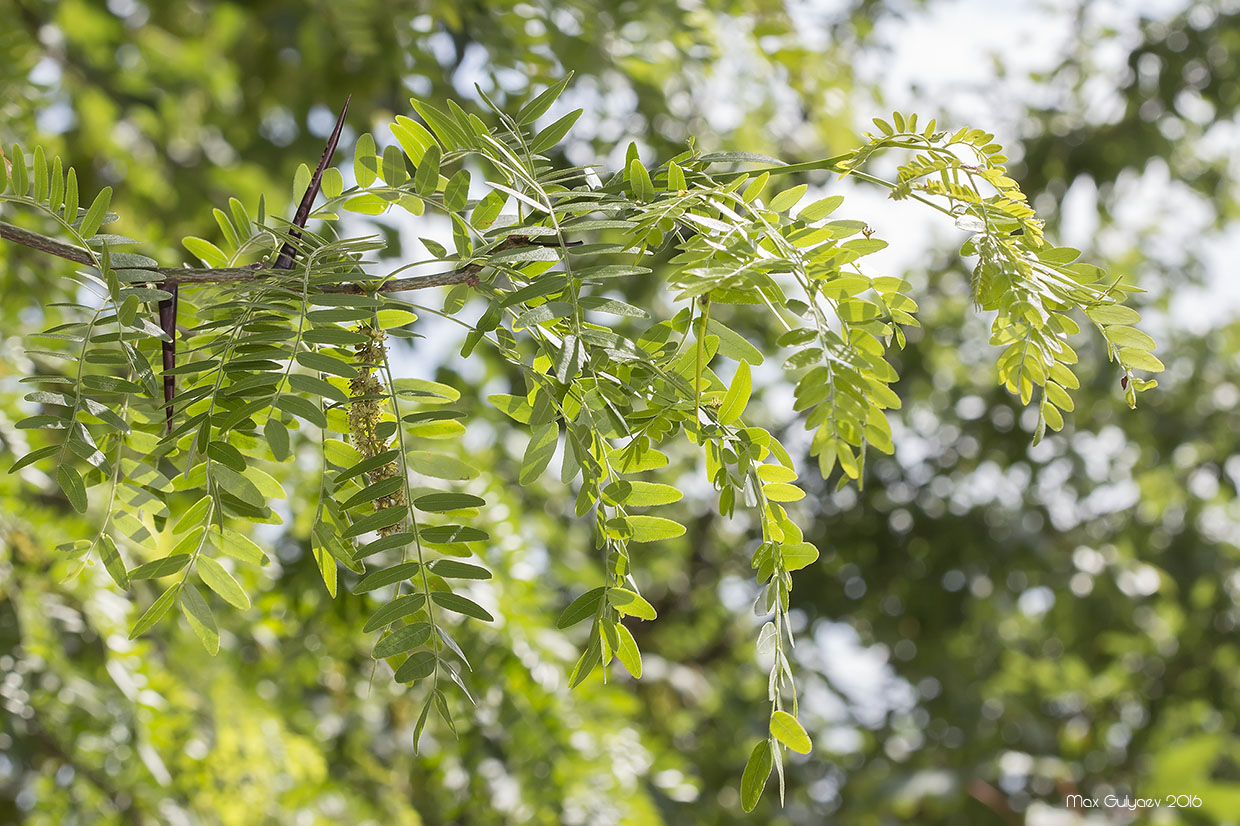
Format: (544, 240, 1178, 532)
(848, 0, 1240, 334)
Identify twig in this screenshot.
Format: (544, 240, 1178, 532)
(0, 219, 475, 292)
(967, 779, 1020, 825)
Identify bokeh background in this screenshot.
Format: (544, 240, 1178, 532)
(2, 0, 1239, 823)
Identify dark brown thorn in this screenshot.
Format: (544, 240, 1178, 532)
(158, 282, 178, 432)
(274, 95, 352, 270)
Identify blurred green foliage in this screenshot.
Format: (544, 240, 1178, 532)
(1, 1, 1238, 824)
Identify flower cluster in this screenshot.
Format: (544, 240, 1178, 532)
(348, 323, 405, 535)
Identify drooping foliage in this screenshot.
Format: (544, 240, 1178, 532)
(0, 74, 1161, 809)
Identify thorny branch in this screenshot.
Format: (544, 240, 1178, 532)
(0, 219, 478, 293)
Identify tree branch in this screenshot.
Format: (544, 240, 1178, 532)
(0, 219, 475, 293)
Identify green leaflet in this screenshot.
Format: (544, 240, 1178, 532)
(179, 584, 219, 655)
(515, 74, 572, 123)
(295, 351, 358, 378)
(1087, 304, 1141, 325)
(740, 740, 773, 812)
(277, 395, 327, 427)
(196, 556, 250, 610)
(767, 183, 806, 213)
(335, 449, 399, 483)
(129, 583, 181, 640)
(419, 525, 488, 544)
(341, 476, 405, 510)
(798, 194, 844, 221)
(390, 117, 434, 166)
(607, 515, 686, 543)
(431, 591, 494, 622)
(97, 534, 129, 590)
(406, 451, 478, 481)
(264, 418, 290, 461)
(608, 445, 669, 473)
(382, 143, 408, 186)
(214, 528, 269, 566)
(606, 588, 656, 620)
(707, 318, 764, 364)
(513, 302, 573, 329)
(31, 146, 46, 202)
(520, 424, 557, 485)
(414, 493, 485, 513)
(353, 562, 422, 594)
(212, 465, 265, 508)
(393, 378, 460, 403)
(352, 532, 415, 561)
(344, 506, 407, 538)
(769, 711, 812, 754)
(780, 542, 819, 572)
(719, 360, 751, 425)
(78, 186, 113, 239)
(363, 593, 427, 633)
(529, 109, 582, 154)
(629, 159, 654, 201)
(183, 236, 229, 267)
(207, 441, 246, 472)
(763, 482, 804, 502)
(488, 393, 533, 424)
(666, 160, 686, 191)
(557, 587, 605, 629)
(568, 634, 602, 688)
(373, 623, 433, 659)
(129, 554, 191, 580)
(56, 466, 87, 513)
(414, 144, 441, 195)
(394, 650, 437, 683)
(613, 623, 642, 678)
(602, 480, 683, 507)
(288, 374, 350, 404)
(578, 296, 650, 318)
(428, 559, 491, 580)
(311, 533, 337, 598)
